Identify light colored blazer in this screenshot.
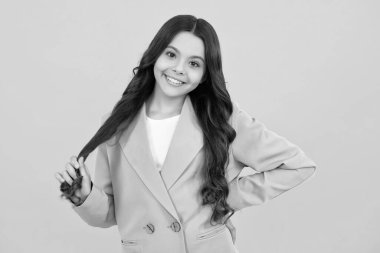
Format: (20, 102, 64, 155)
(73, 95, 316, 253)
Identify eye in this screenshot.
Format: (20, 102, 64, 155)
(165, 51, 175, 58)
(190, 61, 200, 68)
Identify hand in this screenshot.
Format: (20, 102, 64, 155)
(225, 218, 236, 244)
(55, 156, 92, 205)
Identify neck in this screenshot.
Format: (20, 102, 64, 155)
(145, 91, 186, 119)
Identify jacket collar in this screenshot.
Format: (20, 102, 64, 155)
(118, 95, 204, 219)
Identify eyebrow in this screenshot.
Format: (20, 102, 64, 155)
(166, 45, 205, 63)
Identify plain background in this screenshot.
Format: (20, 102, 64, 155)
(1, 0, 379, 252)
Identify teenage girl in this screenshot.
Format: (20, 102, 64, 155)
(55, 14, 316, 253)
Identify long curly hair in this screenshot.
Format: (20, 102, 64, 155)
(60, 14, 236, 225)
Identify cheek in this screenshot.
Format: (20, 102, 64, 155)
(189, 70, 205, 84)
(155, 56, 173, 72)
(154, 59, 164, 73)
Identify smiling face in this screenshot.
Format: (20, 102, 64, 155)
(153, 31, 206, 100)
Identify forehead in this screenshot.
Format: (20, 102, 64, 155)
(167, 31, 205, 58)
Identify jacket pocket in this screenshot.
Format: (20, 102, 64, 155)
(196, 225, 227, 240)
(120, 239, 141, 253)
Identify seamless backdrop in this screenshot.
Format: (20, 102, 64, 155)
(0, 0, 379, 252)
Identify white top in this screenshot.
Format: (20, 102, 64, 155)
(146, 114, 180, 172)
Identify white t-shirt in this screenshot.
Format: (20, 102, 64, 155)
(146, 114, 180, 171)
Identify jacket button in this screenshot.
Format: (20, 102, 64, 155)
(143, 223, 155, 234)
(170, 221, 181, 232)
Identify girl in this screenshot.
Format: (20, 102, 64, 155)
(55, 14, 316, 253)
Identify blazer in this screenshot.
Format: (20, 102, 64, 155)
(72, 95, 316, 253)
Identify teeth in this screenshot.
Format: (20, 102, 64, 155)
(166, 75, 184, 85)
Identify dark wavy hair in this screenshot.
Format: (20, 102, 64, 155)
(60, 14, 236, 225)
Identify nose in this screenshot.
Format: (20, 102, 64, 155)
(172, 60, 185, 75)
(173, 68, 184, 75)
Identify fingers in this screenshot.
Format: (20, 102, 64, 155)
(55, 156, 81, 186)
(61, 169, 74, 185)
(78, 156, 85, 176)
(70, 156, 80, 170)
(55, 172, 65, 184)
(65, 162, 78, 180)
(54, 170, 73, 185)
(78, 156, 89, 178)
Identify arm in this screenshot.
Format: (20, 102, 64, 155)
(227, 104, 316, 210)
(72, 113, 116, 228)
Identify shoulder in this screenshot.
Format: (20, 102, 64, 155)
(229, 100, 261, 132)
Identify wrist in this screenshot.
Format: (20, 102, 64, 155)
(77, 181, 93, 206)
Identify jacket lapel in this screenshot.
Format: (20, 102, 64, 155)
(160, 96, 204, 189)
(118, 100, 179, 220)
(118, 95, 204, 220)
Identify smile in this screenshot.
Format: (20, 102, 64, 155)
(165, 74, 185, 87)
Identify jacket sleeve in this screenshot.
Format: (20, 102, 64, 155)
(227, 103, 316, 211)
(71, 113, 116, 228)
